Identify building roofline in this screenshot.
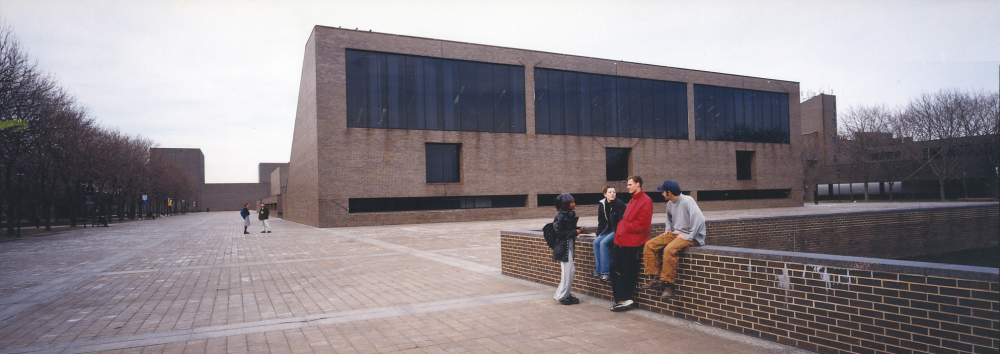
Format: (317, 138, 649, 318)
(314, 25, 800, 86)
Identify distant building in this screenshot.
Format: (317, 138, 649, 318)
(150, 148, 281, 212)
(284, 27, 805, 227)
(800, 94, 997, 200)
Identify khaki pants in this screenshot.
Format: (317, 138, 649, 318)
(643, 232, 695, 283)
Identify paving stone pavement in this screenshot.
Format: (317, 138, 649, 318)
(0, 212, 820, 354)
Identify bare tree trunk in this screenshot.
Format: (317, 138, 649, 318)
(43, 203, 52, 231)
(938, 178, 946, 200)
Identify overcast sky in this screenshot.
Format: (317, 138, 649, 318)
(1, 0, 997, 183)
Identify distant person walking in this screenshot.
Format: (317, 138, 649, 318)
(551, 193, 585, 305)
(609, 176, 652, 311)
(258, 203, 271, 233)
(593, 185, 625, 281)
(642, 180, 705, 299)
(240, 203, 250, 234)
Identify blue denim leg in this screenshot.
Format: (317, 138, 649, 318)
(593, 232, 615, 275)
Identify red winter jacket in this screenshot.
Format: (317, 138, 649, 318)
(614, 190, 653, 247)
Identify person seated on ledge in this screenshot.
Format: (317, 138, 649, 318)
(642, 180, 706, 299)
(593, 185, 625, 281)
(97, 216, 108, 227)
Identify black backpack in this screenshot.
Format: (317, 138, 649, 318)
(542, 223, 557, 249)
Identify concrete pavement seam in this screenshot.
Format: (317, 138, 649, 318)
(94, 252, 406, 276)
(0, 291, 549, 354)
(0, 215, 219, 325)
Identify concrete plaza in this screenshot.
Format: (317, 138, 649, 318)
(1, 206, 917, 353)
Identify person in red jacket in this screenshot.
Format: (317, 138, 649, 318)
(609, 175, 653, 311)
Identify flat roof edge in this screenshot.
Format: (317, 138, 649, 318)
(314, 25, 800, 85)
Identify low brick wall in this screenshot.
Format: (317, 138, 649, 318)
(501, 205, 1000, 354)
(703, 204, 998, 259)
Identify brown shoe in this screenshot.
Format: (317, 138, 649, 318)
(661, 283, 675, 299)
(642, 279, 665, 289)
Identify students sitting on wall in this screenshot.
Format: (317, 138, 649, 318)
(642, 180, 706, 299)
(593, 185, 625, 281)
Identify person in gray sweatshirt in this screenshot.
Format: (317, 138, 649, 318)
(641, 180, 706, 299)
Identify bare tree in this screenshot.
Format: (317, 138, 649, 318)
(0, 23, 63, 235)
(905, 89, 991, 200)
(981, 92, 999, 199)
(841, 105, 896, 201)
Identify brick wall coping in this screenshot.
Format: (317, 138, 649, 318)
(700, 202, 995, 222)
(502, 228, 999, 283)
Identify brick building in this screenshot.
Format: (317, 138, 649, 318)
(800, 94, 999, 201)
(285, 27, 805, 227)
(150, 147, 282, 212)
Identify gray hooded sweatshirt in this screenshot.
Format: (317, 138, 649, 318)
(664, 194, 706, 246)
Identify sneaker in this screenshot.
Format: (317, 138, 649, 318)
(261, 230, 266, 233)
(600, 274, 609, 281)
(267, 231, 272, 233)
(610, 299, 633, 311)
(568, 295, 579, 304)
(559, 297, 574, 305)
(243, 231, 249, 234)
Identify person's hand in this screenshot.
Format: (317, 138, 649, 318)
(676, 233, 687, 240)
(578, 227, 586, 235)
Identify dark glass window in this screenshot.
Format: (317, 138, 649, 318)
(697, 189, 790, 201)
(538, 191, 669, 207)
(606, 148, 631, 181)
(346, 49, 526, 133)
(694, 85, 789, 144)
(534, 68, 687, 139)
(349, 195, 526, 213)
(426, 143, 460, 183)
(736, 150, 754, 181)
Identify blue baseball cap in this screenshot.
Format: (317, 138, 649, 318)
(656, 180, 681, 195)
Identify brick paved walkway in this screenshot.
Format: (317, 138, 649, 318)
(0, 212, 812, 354)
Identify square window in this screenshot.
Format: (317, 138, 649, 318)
(606, 148, 631, 181)
(736, 150, 754, 180)
(426, 143, 460, 183)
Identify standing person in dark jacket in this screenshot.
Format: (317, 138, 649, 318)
(609, 176, 653, 311)
(258, 203, 271, 233)
(593, 185, 626, 281)
(552, 193, 585, 305)
(240, 203, 251, 234)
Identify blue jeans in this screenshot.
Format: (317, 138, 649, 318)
(593, 232, 615, 275)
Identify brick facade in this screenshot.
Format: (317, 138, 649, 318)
(285, 27, 805, 227)
(201, 183, 269, 212)
(501, 204, 999, 354)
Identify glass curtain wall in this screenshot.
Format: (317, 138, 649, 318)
(694, 85, 790, 144)
(534, 68, 688, 139)
(346, 49, 526, 133)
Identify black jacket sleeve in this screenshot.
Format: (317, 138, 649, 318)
(552, 211, 578, 241)
(551, 211, 579, 262)
(609, 199, 626, 233)
(596, 202, 608, 236)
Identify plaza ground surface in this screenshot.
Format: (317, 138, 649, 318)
(0, 202, 988, 353)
